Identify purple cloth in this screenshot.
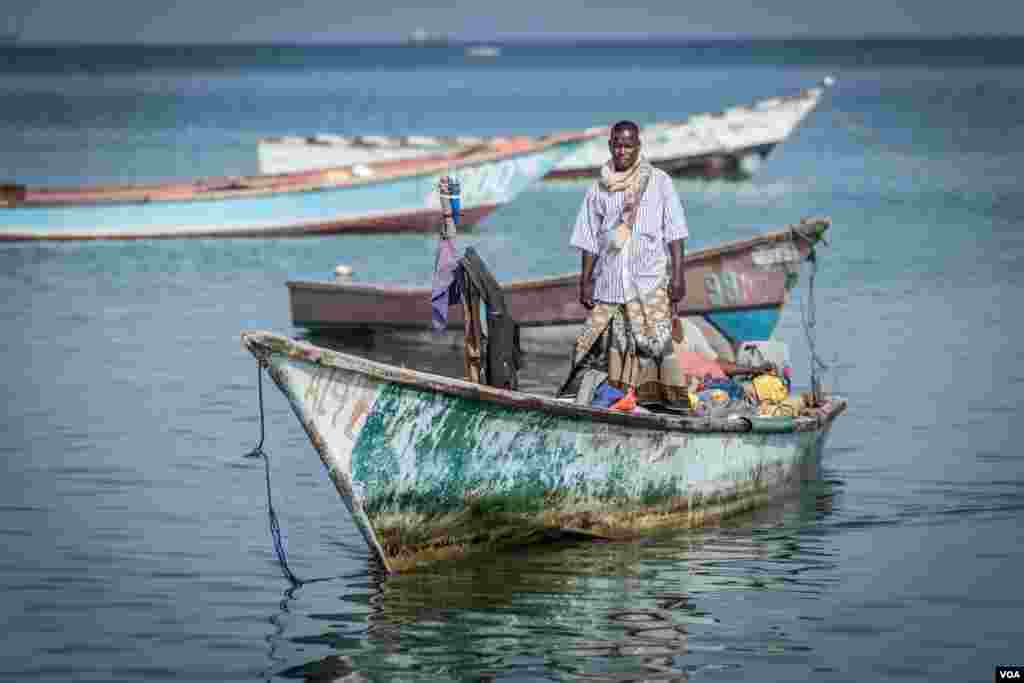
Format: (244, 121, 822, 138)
(430, 238, 462, 331)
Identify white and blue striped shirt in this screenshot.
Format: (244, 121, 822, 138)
(570, 168, 689, 304)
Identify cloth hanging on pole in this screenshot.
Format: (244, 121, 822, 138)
(431, 176, 462, 331)
(431, 237, 462, 330)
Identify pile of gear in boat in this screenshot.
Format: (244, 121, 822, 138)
(556, 318, 819, 419)
(437, 248, 817, 418)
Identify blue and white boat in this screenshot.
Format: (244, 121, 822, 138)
(0, 133, 590, 241)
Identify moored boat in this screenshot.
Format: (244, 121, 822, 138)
(240, 329, 847, 574)
(0, 133, 589, 241)
(257, 82, 830, 179)
(244, 179, 844, 574)
(550, 84, 829, 179)
(287, 217, 830, 357)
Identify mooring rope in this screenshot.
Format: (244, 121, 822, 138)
(797, 238, 831, 405)
(784, 226, 833, 404)
(244, 361, 267, 459)
(244, 361, 302, 587)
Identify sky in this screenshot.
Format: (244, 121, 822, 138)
(5, 0, 1021, 44)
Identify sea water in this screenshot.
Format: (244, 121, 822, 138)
(0, 40, 1021, 681)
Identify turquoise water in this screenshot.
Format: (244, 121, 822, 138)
(1, 41, 1022, 681)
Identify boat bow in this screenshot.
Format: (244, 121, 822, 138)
(241, 329, 846, 573)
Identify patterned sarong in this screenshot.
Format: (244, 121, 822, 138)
(570, 283, 689, 404)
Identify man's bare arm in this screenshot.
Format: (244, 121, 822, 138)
(667, 238, 686, 306)
(579, 251, 596, 309)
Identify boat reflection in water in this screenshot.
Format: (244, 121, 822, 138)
(266, 453, 838, 680)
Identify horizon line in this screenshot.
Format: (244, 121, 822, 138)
(6, 32, 1024, 48)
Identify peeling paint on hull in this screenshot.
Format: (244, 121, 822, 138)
(243, 331, 846, 574)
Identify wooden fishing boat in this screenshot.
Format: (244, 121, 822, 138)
(0, 133, 589, 241)
(240, 329, 847, 574)
(550, 84, 829, 180)
(257, 82, 830, 179)
(245, 178, 844, 574)
(288, 217, 830, 357)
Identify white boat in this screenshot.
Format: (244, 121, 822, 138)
(257, 81, 831, 179)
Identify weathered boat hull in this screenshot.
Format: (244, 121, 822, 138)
(551, 87, 824, 179)
(242, 331, 846, 573)
(257, 85, 826, 180)
(289, 218, 829, 358)
(545, 141, 778, 180)
(0, 136, 585, 241)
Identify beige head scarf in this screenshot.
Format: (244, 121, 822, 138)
(599, 155, 653, 251)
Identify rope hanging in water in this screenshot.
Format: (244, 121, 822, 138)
(244, 361, 302, 587)
(260, 448, 301, 586)
(789, 226, 831, 405)
(244, 361, 267, 459)
(801, 243, 830, 405)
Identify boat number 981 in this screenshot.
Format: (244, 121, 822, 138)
(704, 271, 750, 307)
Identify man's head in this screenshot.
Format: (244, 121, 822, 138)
(608, 120, 641, 172)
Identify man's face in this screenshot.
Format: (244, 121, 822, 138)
(608, 127, 641, 172)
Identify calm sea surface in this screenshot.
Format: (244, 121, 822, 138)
(1, 40, 1022, 682)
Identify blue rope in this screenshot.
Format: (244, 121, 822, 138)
(261, 450, 301, 587)
(245, 361, 302, 587)
(800, 246, 830, 404)
(244, 361, 266, 459)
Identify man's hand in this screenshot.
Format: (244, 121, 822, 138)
(666, 238, 686, 310)
(579, 277, 595, 309)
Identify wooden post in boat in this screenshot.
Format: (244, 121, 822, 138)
(438, 176, 482, 384)
(462, 281, 484, 384)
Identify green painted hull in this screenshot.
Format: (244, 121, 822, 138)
(243, 331, 846, 573)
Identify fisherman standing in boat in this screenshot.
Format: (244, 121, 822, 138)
(564, 120, 691, 405)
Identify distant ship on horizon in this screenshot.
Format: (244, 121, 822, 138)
(465, 45, 501, 58)
(406, 27, 450, 46)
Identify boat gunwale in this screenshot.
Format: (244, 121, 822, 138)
(285, 217, 830, 295)
(0, 202, 502, 243)
(652, 86, 824, 129)
(13, 132, 594, 209)
(292, 299, 791, 332)
(241, 329, 846, 436)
